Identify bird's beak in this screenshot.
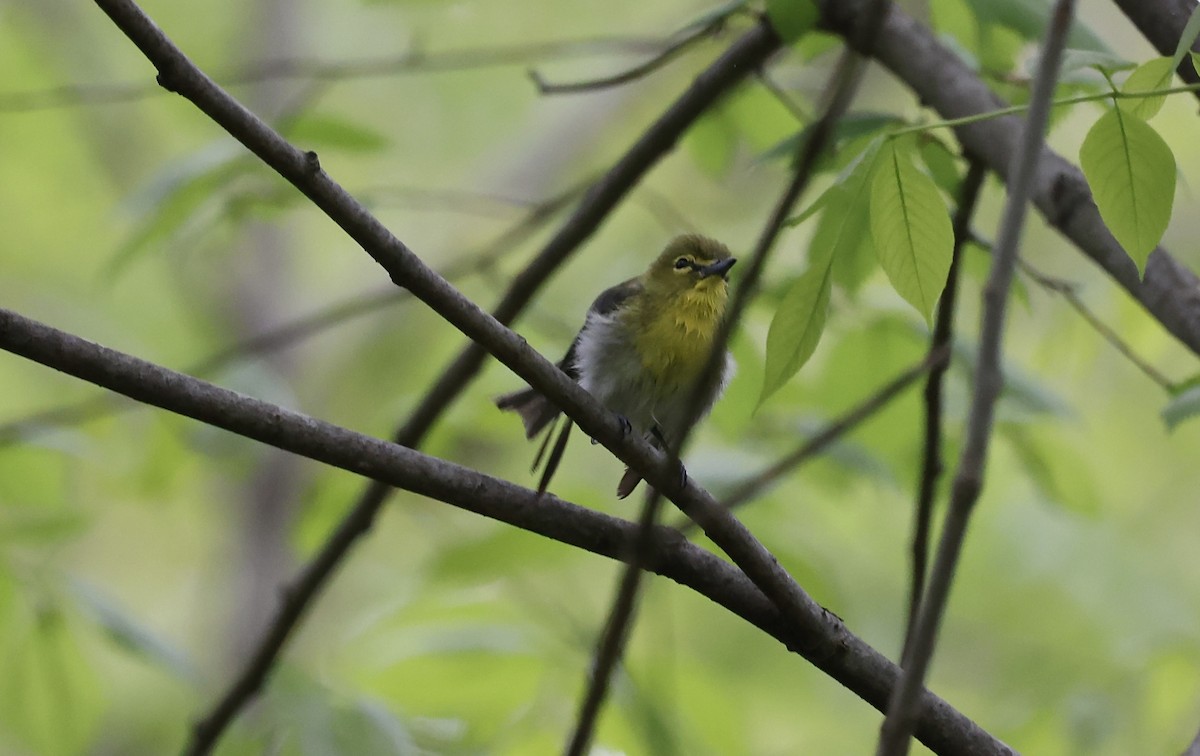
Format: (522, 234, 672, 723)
(698, 257, 737, 280)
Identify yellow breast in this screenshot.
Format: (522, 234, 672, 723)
(629, 285, 726, 388)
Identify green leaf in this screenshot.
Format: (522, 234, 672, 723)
(69, 579, 198, 682)
(675, 0, 747, 35)
(759, 243, 835, 407)
(1193, 51, 1200, 78)
(1171, 4, 1200, 71)
(686, 106, 738, 176)
(759, 112, 903, 165)
(964, 0, 1110, 52)
(824, 141, 883, 294)
(109, 140, 246, 276)
(869, 137, 954, 322)
(783, 189, 830, 228)
(1119, 57, 1175, 120)
(919, 135, 962, 196)
(282, 111, 390, 153)
(1162, 385, 1200, 430)
(1059, 49, 1134, 78)
(1079, 107, 1175, 274)
(0, 605, 102, 755)
(766, 0, 818, 43)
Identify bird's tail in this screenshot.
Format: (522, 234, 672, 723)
(495, 386, 560, 439)
(496, 387, 572, 495)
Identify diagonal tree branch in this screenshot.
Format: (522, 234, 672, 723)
(1111, 0, 1200, 90)
(0, 304, 1013, 755)
(0, 36, 674, 113)
(818, 0, 1200, 358)
(90, 1, 801, 749)
(879, 1, 1077, 752)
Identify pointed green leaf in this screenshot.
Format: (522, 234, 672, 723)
(1059, 49, 1134, 78)
(784, 188, 831, 228)
(1193, 51, 1200, 78)
(759, 244, 835, 407)
(281, 111, 390, 153)
(919, 135, 962, 196)
(869, 138, 954, 322)
(1079, 107, 1175, 274)
(766, 0, 818, 43)
(1119, 57, 1175, 120)
(1162, 385, 1200, 430)
(823, 141, 883, 294)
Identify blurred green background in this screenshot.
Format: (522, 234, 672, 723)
(1, 0, 1199, 753)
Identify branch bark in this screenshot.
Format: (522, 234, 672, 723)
(0, 305, 1010, 755)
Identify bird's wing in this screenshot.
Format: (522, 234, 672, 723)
(559, 277, 641, 380)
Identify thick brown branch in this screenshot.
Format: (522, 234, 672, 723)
(0, 305, 1010, 756)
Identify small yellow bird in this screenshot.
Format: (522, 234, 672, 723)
(496, 234, 736, 497)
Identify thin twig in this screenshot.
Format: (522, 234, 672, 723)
(564, 4, 889, 751)
(877, 2, 1078, 753)
(715, 348, 948, 518)
(0, 37, 671, 114)
(902, 160, 987, 665)
(530, 16, 728, 95)
(0, 304, 1009, 756)
(966, 230, 1177, 393)
(1016, 258, 1176, 392)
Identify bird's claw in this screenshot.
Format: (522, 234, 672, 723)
(590, 413, 633, 445)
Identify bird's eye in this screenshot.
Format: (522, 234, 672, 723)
(674, 257, 691, 270)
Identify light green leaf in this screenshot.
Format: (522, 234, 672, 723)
(1193, 51, 1200, 78)
(759, 243, 835, 407)
(766, 0, 818, 43)
(282, 111, 390, 153)
(964, 0, 1110, 52)
(1119, 57, 1175, 120)
(1079, 107, 1176, 274)
(824, 140, 883, 294)
(0, 605, 102, 755)
(759, 112, 903, 165)
(783, 189, 831, 228)
(1171, 4, 1200, 71)
(109, 140, 246, 277)
(919, 135, 962, 196)
(869, 138, 954, 322)
(686, 107, 738, 176)
(1162, 385, 1200, 430)
(675, 0, 747, 35)
(70, 579, 198, 682)
(1059, 49, 1134, 78)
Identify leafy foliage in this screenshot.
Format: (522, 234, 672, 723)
(1080, 107, 1176, 274)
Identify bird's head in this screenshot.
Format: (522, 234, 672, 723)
(643, 235, 737, 302)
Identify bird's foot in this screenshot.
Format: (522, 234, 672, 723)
(591, 413, 632, 445)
